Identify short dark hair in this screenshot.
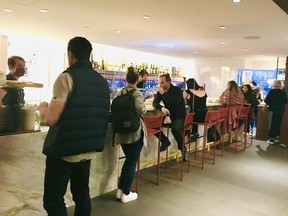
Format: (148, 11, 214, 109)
(139, 69, 149, 77)
(159, 73, 171, 82)
(7, 56, 25, 69)
(126, 67, 139, 84)
(67, 37, 92, 60)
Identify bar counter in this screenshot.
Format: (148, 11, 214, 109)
(256, 104, 288, 145)
(0, 125, 118, 215)
(0, 103, 224, 215)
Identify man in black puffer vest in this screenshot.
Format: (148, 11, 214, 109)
(43, 37, 110, 216)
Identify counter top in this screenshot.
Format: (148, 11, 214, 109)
(0, 80, 43, 88)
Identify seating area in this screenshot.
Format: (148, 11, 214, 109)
(132, 104, 255, 190)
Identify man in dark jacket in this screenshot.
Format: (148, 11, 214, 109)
(43, 37, 110, 216)
(153, 73, 187, 161)
(264, 80, 287, 145)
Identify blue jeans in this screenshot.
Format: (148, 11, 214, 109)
(43, 157, 91, 216)
(120, 133, 144, 195)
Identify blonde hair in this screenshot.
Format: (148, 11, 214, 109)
(273, 80, 282, 89)
(227, 80, 242, 97)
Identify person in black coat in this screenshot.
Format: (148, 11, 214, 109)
(264, 80, 287, 145)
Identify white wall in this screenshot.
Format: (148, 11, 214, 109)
(3, 32, 286, 101)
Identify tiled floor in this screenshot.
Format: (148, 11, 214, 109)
(68, 139, 288, 216)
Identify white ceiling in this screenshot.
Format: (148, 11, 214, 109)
(0, 0, 288, 60)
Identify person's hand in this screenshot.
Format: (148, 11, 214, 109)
(156, 87, 166, 95)
(161, 107, 170, 115)
(183, 90, 188, 100)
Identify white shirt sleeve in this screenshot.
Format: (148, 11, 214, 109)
(51, 73, 73, 103)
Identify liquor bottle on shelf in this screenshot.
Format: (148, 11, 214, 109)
(101, 59, 105, 70)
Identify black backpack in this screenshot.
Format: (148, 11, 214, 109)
(111, 88, 140, 133)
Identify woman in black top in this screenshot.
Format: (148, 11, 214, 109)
(241, 84, 259, 134)
(183, 78, 207, 136)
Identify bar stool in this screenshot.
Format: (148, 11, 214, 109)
(216, 107, 228, 156)
(135, 115, 164, 191)
(180, 112, 194, 179)
(236, 106, 252, 149)
(161, 112, 194, 181)
(189, 110, 219, 170)
(227, 106, 250, 152)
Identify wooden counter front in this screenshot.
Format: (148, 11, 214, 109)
(256, 104, 288, 145)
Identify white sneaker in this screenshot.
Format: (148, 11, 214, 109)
(267, 138, 275, 145)
(121, 191, 138, 203)
(116, 189, 122, 199)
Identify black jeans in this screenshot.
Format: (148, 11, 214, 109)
(269, 110, 284, 138)
(43, 157, 91, 216)
(155, 117, 184, 150)
(120, 133, 144, 195)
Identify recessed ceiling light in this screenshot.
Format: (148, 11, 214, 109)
(116, 30, 121, 33)
(244, 36, 261, 40)
(232, 0, 242, 3)
(220, 42, 226, 45)
(259, 54, 264, 57)
(142, 15, 151, 19)
(39, 9, 48, 13)
(194, 51, 199, 54)
(219, 25, 227, 29)
(242, 48, 248, 51)
(3, 8, 12, 12)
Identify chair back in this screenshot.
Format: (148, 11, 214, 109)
(184, 112, 195, 130)
(238, 106, 250, 119)
(218, 108, 228, 119)
(204, 110, 219, 123)
(143, 115, 164, 129)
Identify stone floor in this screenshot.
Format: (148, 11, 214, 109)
(68, 138, 288, 216)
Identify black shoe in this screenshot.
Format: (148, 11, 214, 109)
(191, 133, 199, 142)
(182, 148, 188, 162)
(160, 141, 171, 152)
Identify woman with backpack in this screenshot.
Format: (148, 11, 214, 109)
(113, 67, 147, 203)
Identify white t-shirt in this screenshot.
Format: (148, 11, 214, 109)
(52, 73, 97, 163)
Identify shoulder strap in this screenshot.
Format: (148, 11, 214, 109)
(121, 88, 136, 95)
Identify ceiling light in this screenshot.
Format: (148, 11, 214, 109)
(39, 9, 48, 13)
(220, 42, 226, 45)
(232, 0, 242, 3)
(242, 48, 248, 51)
(3, 8, 12, 12)
(194, 51, 199, 54)
(142, 15, 151, 19)
(259, 54, 264, 57)
(244, 36, 261, 40)
(219, 26, 227, 29)
(116, 30, 121, 33)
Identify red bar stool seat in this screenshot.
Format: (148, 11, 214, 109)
(160, 112, 195, 181)
(189, 110, 219, 170)
(135, 115, 164, 191)
(216, 107, 228, 156)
